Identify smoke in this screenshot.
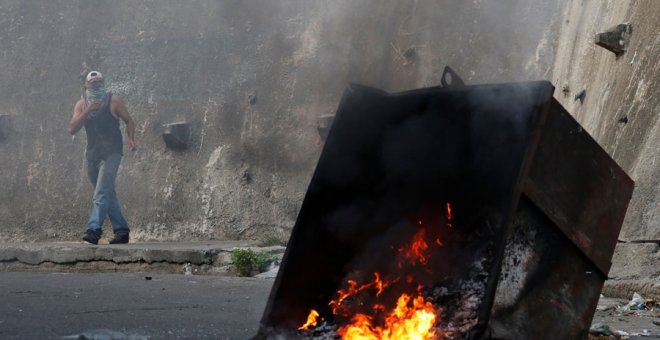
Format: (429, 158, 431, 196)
(277, 0, 565, 90)
(0, 0, 566, 242)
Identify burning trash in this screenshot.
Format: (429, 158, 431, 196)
(289, 207, 492, 339)
(255, 75, 633, 339)
(295, 207, 490, 339)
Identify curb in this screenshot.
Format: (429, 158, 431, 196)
(0, 242, 286, 276)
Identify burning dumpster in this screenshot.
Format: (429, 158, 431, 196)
(255, 75, 634, 339)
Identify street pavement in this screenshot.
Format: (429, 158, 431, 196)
(0, 271, 274, 339)
(3, 271, 660, 339)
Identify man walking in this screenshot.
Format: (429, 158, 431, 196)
(69, 70, 137, 244)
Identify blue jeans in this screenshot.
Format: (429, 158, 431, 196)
(86, 153, 130, 236)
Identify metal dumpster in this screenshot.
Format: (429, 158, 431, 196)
(256, 76, 634, 339)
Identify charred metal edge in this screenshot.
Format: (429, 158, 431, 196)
(468, 81, 555, 340)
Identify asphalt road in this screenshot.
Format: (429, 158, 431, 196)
(0, 272, 274, 339)
(4, 271, 659, 339)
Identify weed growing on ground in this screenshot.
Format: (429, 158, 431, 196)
(230, 248, 273, 276)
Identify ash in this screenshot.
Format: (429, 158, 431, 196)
(299, 322, 340, 339)
(428, 254, 490, 338)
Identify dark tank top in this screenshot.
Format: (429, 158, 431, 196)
(83, 93, 123, 160)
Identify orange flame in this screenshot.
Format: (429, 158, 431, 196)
(446, 202, 453, 228)
(374, 272, 386, 296)
(339, 293, 437, 340)
(298, 309, 320, 331)
(398, 229, 430, 268)
(330, 273, 391, 315)
(301, 210, 451, 338)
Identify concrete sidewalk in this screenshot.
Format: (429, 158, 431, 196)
(0, 241, 285, 276)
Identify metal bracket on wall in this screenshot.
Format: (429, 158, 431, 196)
(162, 121, 191, 150)
(595, 23, 632, 55)
(441, 66, 465, 88)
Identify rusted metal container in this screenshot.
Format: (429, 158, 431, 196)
(256, 79, 633, 339)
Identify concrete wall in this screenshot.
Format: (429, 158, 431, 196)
(550, 0, 659, 242)
(548, 0, 660, 293)
(0, 0, 565, 242)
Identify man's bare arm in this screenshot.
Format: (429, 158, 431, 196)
(111, 96, 137, 151)
(69, 99, 100, 135)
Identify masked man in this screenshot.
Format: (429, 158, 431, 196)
(69, 71, 137, 244)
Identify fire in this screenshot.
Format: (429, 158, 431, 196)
(446, 202, 453, 228)
(298, 309, 320, 331)
(374, 272, 386, 296)
(340, 293, 437, 340)
(398, 229, 430, 268)
(300, 207, 453, 338)
(330, 273, 392, 316)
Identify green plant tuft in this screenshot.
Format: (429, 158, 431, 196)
(230, 248, 273, 277)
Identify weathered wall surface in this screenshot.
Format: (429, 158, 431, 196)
(550, 0, 659, 241)
(548, 0, 660, 294)
(0, 0, 564, 242)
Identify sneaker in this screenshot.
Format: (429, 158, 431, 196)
(82, 230, 100, 245)
(109, 233, 129, 244)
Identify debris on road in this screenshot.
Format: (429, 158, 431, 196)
(591, 293, 660, 339)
